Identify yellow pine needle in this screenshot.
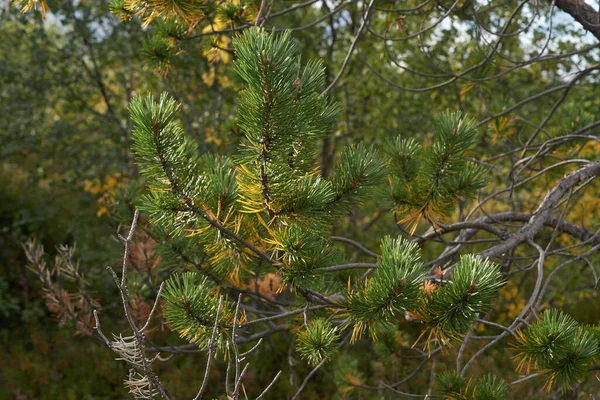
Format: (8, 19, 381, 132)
(307, 164, 321, 177)
(397, 211, 422, 235)
(255, 212, 276, 237)
(184, 226, 211, 237)
(198, 201, 217, 220)
(542, 375, 559, 393)
(215, 196, 223, 220)
(412, 328, 430, 349)
(227, 269, 241, 286)
(275, 282, 287, 294)
(463, 376, 476, 397)
(223, 206, 236, 227)
(350, 322, 365, 344)
(179, 326, 191, 338)
(141, 10, 160, 27)
(16, 0, 49, 20)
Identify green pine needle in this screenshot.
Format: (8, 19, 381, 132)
(435, 371, 472, 399)
(414, 255, 505, 347)
(329, 143, 387, 214)
(473, 374, 509, 400)
(272, 224, 339, 288)
(513, 309, 599, 392)
(345, 236, 425, 342)
(162, 272, 234, 352)
(435, 372, 509, 400)
(296, 318, 341, 367)
(388, 111, 487, 231)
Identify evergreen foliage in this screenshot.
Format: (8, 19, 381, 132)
(296, 318, 341, 367)
(345, 236, 425, 341)
(412, 255, 505, 347)
(12, 0, 49, 19)
(233, 29, 342, 219)
(330, 143, 387, 214)
(162, 272, 236, 351)
(513, 309, 599, 392)
(128, 28, 389, 291)
(435, 372, 509, 400)
(126, 28, 513, 391)
(385, 111, 488, 232)
(270, 223, 341, 288)
(109, 0, 205, 24)
(106, 0, 259, 74)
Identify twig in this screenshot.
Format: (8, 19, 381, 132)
(141, 281, 165, 332)
(233, 363, 250, 400)
(321, 0, 376, 95)
(232, 294, 243, 399)
(511, 373, 539, 385)
(94, 210, 169, 399)
(254, 0, 267, 26)
(195, 295, 225, 400)
(319, 262, 377, 272)
(255, 371, 282, 399)
(330, 236, 380, 258)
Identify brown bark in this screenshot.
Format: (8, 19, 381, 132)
(555, 0, 600, 41)
(480, 161, 600, 259)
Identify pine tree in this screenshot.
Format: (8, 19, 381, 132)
(98, 27, 600, 398)
(9, 0, 600, 397)
(107, 27, 600, 398)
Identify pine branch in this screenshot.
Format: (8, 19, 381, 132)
(480, 161, 600, 259)
(512, 309, 599, 392)
(345, 236, 425, 342)
(130, 92, 278, 266)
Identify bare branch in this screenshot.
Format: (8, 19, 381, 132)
(195, 295, 225, 400)
(480, 162, 600, 259)
(255, 370, 282, 400)
(555, 0, 600, 40)
(321, 0, 376, 95)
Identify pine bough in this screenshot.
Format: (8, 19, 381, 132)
(91, 28, 599, 398)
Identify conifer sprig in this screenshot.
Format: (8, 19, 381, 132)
(141, 36, 181, 76)
(130, 92, 192, 192)
(129, 91, 279, 278)
(512, 309, 599, 392)
(162, 272, 237, 351)
(329, 143, 387, 214)
(345, 236, 425, 342)
(232, 29, 341, 219)
(12, 0, 49, 19)
(296, 318, 341, 367)
(109, 0, 205, 25)
(387, 111, 487, 233)
(384, 136, 420, 182)
(412, 255, 505, 348)
(269, 224, 340, 288)
(435, 372, 509, 400)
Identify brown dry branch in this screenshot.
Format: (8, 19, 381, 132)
(23, 240, 101, 336)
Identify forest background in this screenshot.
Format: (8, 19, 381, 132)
(1, 0, 600, 399)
